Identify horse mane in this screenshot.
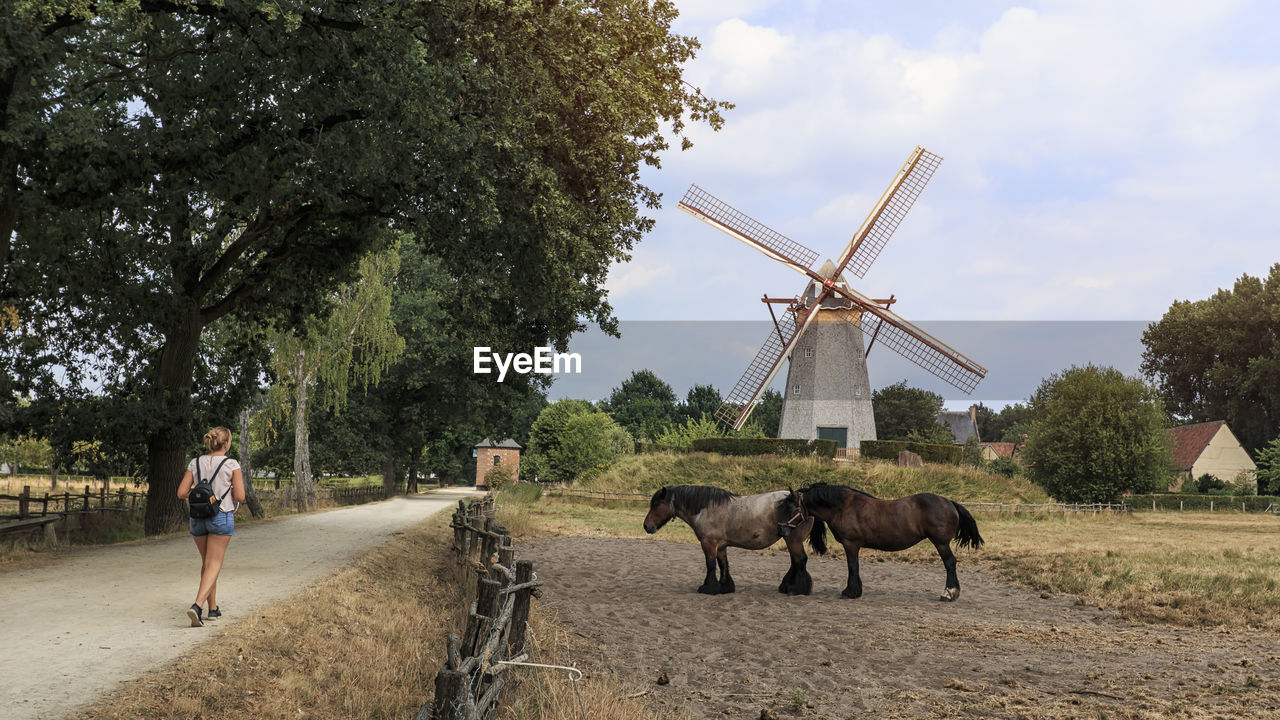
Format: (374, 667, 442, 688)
(801, 482, 877, 510)
(664, 485, 738, 515)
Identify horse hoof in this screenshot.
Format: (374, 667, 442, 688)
(697, 584, 720, 595)
(720, 581, 736, 594)
(939, 587, 959, 602)
(841, 589, 862, 599)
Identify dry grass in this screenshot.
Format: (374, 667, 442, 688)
(502, 610, 694, 720)
(80, 513, 468, 720)
(981, 511, 1280, 631)
(583, 452, 1052, 503)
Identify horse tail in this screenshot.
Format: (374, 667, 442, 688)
(951, 501, 984, 550)
(808, 515, 829, 556)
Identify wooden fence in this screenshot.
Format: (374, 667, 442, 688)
(0, 484, 145, 521)
(420, 497, 542, 720)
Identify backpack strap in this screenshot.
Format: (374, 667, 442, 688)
(210, 456, 233, 505)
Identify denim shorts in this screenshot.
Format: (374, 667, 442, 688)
(189, 511, 235, 537)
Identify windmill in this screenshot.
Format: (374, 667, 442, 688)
(677, 147, 986, 450)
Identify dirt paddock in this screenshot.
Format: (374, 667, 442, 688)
(518, 537, 1280, 719)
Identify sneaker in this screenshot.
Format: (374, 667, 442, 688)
(207, 606, 221, 620)
(187, 604, 203, 627)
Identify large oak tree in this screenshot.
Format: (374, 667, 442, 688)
(3, 0, 729, 532)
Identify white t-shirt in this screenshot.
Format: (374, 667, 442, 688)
(188, 455, 241, 512)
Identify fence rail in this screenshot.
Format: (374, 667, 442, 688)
(419, 497, 542, 720)
(0, 485, 145, 521)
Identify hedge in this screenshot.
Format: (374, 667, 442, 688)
(1126, 494, 1280, 512)
(690, 438, 838, 458)
(859, 439, 962, 465)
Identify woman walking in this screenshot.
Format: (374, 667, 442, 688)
(176, 426, 245, 627)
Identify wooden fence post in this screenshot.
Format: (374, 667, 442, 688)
(508, 560, 534, 655)
(41, 492, 49, 517)
(83, 485, 91, 512)
(431, 668, 468, 720)
(18, 486, 29, 519)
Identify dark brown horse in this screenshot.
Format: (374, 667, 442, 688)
(782, 483, 983, 601)
(644, 485, 815, 595)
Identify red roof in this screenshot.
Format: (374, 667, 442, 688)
(1166, 421, 1226, 471)
(980, 442, 1017, 458)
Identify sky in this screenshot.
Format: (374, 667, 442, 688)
(550, 0, 1280, 405)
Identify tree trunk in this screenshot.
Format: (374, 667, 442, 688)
(381, 451, 397, 498)
(144, 312, 204, 535)
(51, 465, 58, 490)
(293, 361, 314, 513)
(239, 405, 265, 518)
(407, 444, 422, 494)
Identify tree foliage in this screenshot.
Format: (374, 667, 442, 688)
(525, 399, 596, 483)
(678, 385, 722, 424)
(751, 388, 784, 438)
(551, 411, 634, 482)
(3, 0, 729, 532)
(1141, 265, 1280, 459)
(872, 381, 947, 442)
(1023, 365, 1171, 503)
(603, 369, 679, 441)
(1254, 436, 1280, 496)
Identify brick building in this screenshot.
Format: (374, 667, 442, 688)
(473, 438, 523, 489)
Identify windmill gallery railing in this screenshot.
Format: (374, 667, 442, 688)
(419, 497, 543, 720)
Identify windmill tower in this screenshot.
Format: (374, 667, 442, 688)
(677, 147, 986, 452)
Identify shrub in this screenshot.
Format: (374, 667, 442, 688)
(690, 438, 837, 458)
(988, 456, 1020, 478)
(483, 463, 514, 491)
(961, 435, 984, 468)
(860, 439, 962, 465)
(1195, 473, 1225, 494)
(547, 411, 632, 482)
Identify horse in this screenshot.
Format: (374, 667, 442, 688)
(643, 485, 816, 595)
(781, 483, 983, 601)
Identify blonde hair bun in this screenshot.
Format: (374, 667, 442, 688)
(203, 426, 232, 453)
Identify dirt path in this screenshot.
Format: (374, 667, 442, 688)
(520, 537, 1280, 719)
(0, 489, 480, 720)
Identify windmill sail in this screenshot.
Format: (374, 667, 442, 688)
(715, 302, 821, 429)
(678, 185, 820, 274)
(834, 147, 942, 279)
(843, 303, 986, 394)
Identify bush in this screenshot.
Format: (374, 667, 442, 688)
(961, 435, 984, 468)
(860, 439, 962, 465)
(690, 438, 837, 458)
(547, 411, 633, 483)
(988, 456, 1021, 478)
(483, 463, 514, 491)
(1195, 473, 1225, 493)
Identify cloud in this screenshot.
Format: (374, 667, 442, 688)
(606, 260, 674, 297)
(611, 0, 1280, 324)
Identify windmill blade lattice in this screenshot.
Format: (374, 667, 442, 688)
(836, 147, 942, 279)
(715, 303, 819, 429)
(848, 311, 985, 394)
(678, 185, 820, 274)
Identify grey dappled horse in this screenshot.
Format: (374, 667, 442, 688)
(643, 485, 815, 595)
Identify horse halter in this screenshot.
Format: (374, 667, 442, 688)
(780, 493, 806, 530)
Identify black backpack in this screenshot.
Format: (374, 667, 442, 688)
(189, 456, 232, 519)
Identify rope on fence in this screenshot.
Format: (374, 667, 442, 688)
(422, 496, 543, 720)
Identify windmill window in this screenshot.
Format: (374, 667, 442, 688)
(792, 385, 801, 396)
(855, 386, 862, 397)
(804, 348, 814, 358)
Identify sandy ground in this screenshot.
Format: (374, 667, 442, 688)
(519, 537, 1280, 719)
(0, 488, 480, 720)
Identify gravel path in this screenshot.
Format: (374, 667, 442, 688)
(0, 488, 479, 720)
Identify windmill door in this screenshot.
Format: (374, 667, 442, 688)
(817, 426, 848, 448)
